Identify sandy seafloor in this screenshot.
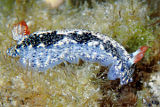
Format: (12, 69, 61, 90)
(0, 0, 160, 106)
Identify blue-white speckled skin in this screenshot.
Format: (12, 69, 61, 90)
(19, 44, 115, 70)
(7, 29, 135, 85)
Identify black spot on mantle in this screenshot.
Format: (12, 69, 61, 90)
(21, 31, 65, 48)
(69, 32, 99, 44)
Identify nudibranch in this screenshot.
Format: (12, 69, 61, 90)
(7, 21, 148, 85)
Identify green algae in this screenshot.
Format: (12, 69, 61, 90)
(0, 0, 159, 106)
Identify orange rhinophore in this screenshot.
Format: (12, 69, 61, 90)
(140, 46, 148, 53)
(133, 46, 148, 63)
(12, 20, 30, 41)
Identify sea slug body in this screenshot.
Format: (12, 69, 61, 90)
(7, 21, 148, 85)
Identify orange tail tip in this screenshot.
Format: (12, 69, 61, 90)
(133, 46, 148, 63)
(12, 20, 30, 41)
